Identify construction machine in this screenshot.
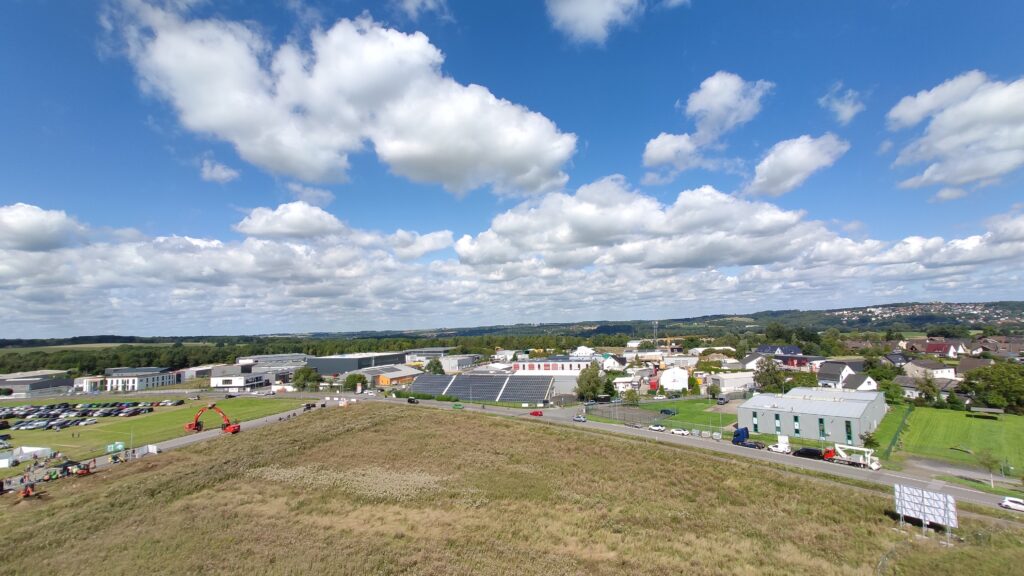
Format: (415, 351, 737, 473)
(823, 444, 881, 470)
(184, 403, 240, 434)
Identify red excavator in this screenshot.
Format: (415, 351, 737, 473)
(184, 403, 241, 434)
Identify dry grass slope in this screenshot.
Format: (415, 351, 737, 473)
(1, 403, 1022, 575)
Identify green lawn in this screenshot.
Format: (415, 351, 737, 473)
(874, 404, 912, 457)
(1, 397, 303, 468)
(639, 398, 738, 427)
(899, 407, 1024, 474)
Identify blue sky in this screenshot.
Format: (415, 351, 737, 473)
(1, 0, 1023, 337)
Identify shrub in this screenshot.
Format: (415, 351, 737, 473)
(434, 394, 459, 402)
(0, 388, 12, 396)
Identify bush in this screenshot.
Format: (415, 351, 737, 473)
(434, 394, 459, 402)
(0, 388, 12, 396)
(393, 390, 435, 400)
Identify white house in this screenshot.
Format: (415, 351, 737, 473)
(211, 373, 269, 393)
(602, 355, 627, 372)
(904, 359, 956, 381)
(658, 367, 691, 392)
(841, 374, 878, 391)
(739, 353, 770, 371)
(817, 362, 855, 388)
(101, 368, 176, 392)
(570, 346, 597, 358)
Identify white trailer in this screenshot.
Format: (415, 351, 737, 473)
(828, 444, 881, 470)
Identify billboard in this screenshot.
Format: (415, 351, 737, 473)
(894, 484, 957, 528)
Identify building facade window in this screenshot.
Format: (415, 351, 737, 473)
(752, 411, 759, 433)
(845, 420, 853, 444)
(793, 415, 800, 437)
(774, 413, 781, 434)
(818, 418, 826, 440)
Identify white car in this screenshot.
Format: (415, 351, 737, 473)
(767, 443, 792, 454)
(999, 497, 1024, 512)
(670, 428, 689, 436)
(648, 424, 666, 432)
(653, 395, 667, 400)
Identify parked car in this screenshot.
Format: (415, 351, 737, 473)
(767, 443, 792, 454)
(670, 428, 689, 436)
(224, 394, 236, 399)
(407, 397, 420, 404)
(529, 410, 543, 417)
(648, 424, 666, 432)
(792, 447, 824, 460)
(659, 408, 677, 416)
(999, 497, 1024, 512)
(716, 396, 729, 405)
(572, 415, 586, 422)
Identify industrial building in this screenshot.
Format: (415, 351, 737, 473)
(404, 347, 457, 364)
(209, 365, 270, 392)
(353, 364, 423, 387)
(440, 354, 480, 373)
(98, 367, 177, 392)
(708, 371, 755, 394)
(306, 352, 407, 376)
(178, 364, 228, 381)
(0, 370, 73, 397)
(237, 353, 310, 369)
(736, 387, 887, 447)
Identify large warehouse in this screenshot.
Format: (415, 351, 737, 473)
(736, 387, 887, 447)
(306, 352, 407, 376)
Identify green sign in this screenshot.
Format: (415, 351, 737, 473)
(106, 441, 125, 453)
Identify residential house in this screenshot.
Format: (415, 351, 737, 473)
(601, 355, 627, 372)
(658, 367, 690, 392)
(925, 342, 964, 359)
(739, 353, 770, 371)
(817, 361, 855, 388)
(955, 357, 994, 379)
(904, 359, 956, 381)
(755, 345, 803, 355)
(775, 354, 826, 371)
(881, 353, 910, 368)
(841, 374, 878, 391)
(893, 375, 964, 402)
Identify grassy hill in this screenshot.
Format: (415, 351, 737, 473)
(1, 403, 1021, 574)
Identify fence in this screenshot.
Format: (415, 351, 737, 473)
(586, 402, 732, 439)
(881, 404, 914, 459)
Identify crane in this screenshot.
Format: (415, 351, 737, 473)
(184, 403, 240, 434)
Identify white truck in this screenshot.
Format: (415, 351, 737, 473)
(825, 444, 881, 470)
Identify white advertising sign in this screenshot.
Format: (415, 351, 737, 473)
(894, 484, 957, 528)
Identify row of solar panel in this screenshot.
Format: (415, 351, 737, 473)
(409, 374, 553, 403)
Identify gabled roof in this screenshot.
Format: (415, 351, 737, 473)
(925, 342, 954, 354)
(755, 344, 802, 355)
(817, 361, 850, 380)
(741, 352, 767, 365)
(842, 374, 873, 390)
(908, 358, 949, 371)
(893, 375, 959, 392)
(883, 353, 909, 365)
(956, 357, 994, 376)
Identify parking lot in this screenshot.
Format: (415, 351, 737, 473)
(2, 399, 186, 434)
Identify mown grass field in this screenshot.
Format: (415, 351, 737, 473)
(640, 398, 738, 427)
(0, 403, 1020, 575)
(1, 398, 303, 467)
(0, 342, 212, 354)
(874, 404, 912, 456)
(900, 407, 1024, 473)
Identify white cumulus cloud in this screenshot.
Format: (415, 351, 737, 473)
(745, 133, 850, 196)
(393, 0, 449, 20)
(545, 0, 644, 44)
(888, 70, 1024, 190)
(108, 1, 575, 196)
(0, 203, 86, 251)
(818, 82, 865, 125)
(643, 71, 772, 182)
(200, 158, 240, 183)
(234, 202, 345, 238)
